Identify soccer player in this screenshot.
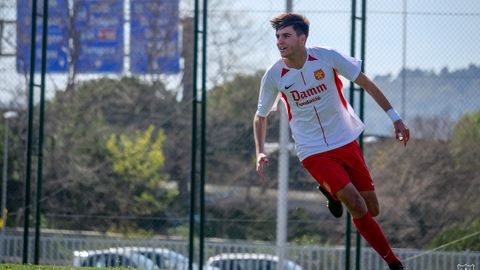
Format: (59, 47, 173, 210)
(253, 13, 410, 270)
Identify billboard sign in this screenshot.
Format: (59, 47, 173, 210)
(130, 0, 180, 74)
(16, 0, 69, 73)
(74, 0, 124, 73)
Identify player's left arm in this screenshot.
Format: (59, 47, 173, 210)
(354, 72, 410, 146)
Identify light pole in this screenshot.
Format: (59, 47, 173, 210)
(1, 111, 18, 232)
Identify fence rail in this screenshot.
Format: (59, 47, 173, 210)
(0, 231, 478, 270)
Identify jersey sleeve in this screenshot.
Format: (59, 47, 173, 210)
(256, 71, 279, 117)
(329, 48, 362, 81)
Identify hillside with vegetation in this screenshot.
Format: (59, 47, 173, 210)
(1, 65, 479, 250)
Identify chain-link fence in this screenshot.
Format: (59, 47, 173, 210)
(1, 0, 479, 269)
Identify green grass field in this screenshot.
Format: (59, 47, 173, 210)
(0, 265, 129, 270)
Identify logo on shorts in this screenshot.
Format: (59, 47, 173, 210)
(458, 264, 475, 270)
(314, 69, 325, 80)
(322, 183, 332, 194)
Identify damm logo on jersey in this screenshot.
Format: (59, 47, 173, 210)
(290, 83, 327, 107)
(290, 84, 327, 101)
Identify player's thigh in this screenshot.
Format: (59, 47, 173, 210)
(342, 142, 375, 192)
(302, 154, 350, 199)
(335, 183, 368, 218)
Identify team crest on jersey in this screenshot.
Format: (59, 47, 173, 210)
(314, 69, 325, 80)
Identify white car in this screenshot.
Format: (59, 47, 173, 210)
(73, 247, 158, 269)
(205, 253, 304, 270)
(125, 247, 199, 270)
(73, 246, 198, 270)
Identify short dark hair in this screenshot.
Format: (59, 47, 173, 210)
(270, 13, 310, 37)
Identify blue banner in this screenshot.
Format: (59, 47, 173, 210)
(74, 0, 124, 73)
(16, 0, 69, 73)
(130, 0, 180, 74)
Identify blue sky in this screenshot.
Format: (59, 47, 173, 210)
(230, 0, 480, 77)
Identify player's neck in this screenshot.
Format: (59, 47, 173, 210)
(284, 48, 307, 69)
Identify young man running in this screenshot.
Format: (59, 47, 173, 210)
(253, 13, 410, 270)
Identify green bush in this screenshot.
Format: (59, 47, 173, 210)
(427, 218, 480, 251)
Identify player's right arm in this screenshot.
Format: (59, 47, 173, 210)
(254, 68, 279, 180)
(254, 115, 269, 180)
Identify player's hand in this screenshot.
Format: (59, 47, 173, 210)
(394, 120, 410, 147)
(256, 153, 269, 181)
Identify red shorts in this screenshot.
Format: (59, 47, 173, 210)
(301, 140, 374, 199)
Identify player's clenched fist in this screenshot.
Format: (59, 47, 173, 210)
(256, 153, 269, 181)
(393, 120, 410, 147)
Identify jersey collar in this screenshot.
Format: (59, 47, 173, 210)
(282, 48, 317, 72)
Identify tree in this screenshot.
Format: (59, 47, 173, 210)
(206, 71, 273, 189)
(40, 87, 116, 231)
(449, 111, 480, 171)
(106, 125, 167, 187)
(37, 77, 186, 232)
(106, 125, 175, 233)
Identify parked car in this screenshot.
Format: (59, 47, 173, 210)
(124, 247, 199, 270)
(73, 247, 198, 269)
(205, 253, 303, 270)
(73, 247, 158, 269)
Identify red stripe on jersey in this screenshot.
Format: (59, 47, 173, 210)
(308, 55, 318, 61)
(280, 93, 292, 121)
(313, 105, 329, 146)
(333, 69, 348, 109)
(300, 72, 307, 85)
(281, 68, 290, 77)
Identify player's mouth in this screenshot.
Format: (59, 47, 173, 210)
(279, 47, 287, 53)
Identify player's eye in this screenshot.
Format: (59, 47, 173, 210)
(276, 33, 291, 41)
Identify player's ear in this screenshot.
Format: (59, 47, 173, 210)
(300, 34, 307, 45)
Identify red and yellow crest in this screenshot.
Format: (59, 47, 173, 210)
(314, 69, 325, 80)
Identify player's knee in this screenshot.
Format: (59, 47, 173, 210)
(367, 200, 380, 217)
(361, 191, 380, 217)
(369, 206, 380, 217)
(341, 194, 368, 217)
(336, 184, 369, 217)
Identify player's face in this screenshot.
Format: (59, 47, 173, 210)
(276, 26, 305, 59)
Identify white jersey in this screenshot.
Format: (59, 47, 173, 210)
(256, 46, 364, 161)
